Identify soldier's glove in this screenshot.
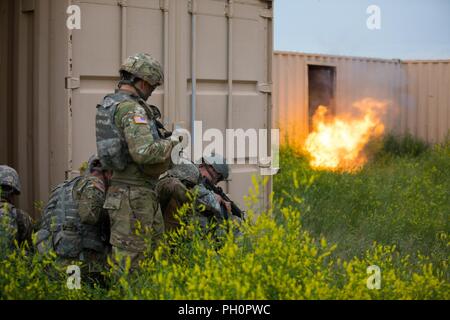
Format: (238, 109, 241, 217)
(170, 128, 185, 145)
(170, 135, 182, 146)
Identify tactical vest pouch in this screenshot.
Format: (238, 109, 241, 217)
(82, 237, 105, 253)
(96, 93, 134, 171)
(35, 229, 52, 254)
(97, 138, 128, 171)
(53, 230, 82, 259)
(139, 160, 172, 180)
(103, 191, 123, 210)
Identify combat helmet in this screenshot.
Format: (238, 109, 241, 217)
(0, 165, 21, 195)
(202, 154, 230, 181)
(87, 155, 103, 173)
(120, 53, 164, 88)
(167, 163, 200, 187)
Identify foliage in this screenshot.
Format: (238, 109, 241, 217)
(0, 136, 448, 299)
(274, 136, 449, 283)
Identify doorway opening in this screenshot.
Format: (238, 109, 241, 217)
(308, 65, 336, 131)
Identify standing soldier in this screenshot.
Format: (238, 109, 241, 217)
(0, 165, 33, 248)
(96, 53, 178, 268)
(35, 156, 111, 278)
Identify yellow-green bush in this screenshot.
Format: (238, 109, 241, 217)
(101, 198, 448, 300)
(0, 138, 448, 299)
(0, 201, 448, 299)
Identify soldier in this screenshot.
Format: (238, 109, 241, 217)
(0, 165, 33, 247)
(199, 155, 245, 237)
(198, 155, 233, 217)
(157, 155, 244, 233)
(156, 162, 223, 232)
(96, 53, 179, 268)
(35, 156, 111, 277)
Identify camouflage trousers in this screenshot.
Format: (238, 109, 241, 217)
(156, 177, 190, 232)
(103, 183, 164, 269)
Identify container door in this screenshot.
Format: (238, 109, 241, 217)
(69, 0, 166, 174)
(193, 0, 273, 210)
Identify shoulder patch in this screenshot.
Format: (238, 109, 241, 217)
(103, 96, 116, 107)
(133, 115, 149, 124)
(92, 180, 105, 193)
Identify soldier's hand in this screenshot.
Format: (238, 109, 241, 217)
(215, 194, 232, 214)
(170, 134, 182, 146)
(223, 201, 232, 215)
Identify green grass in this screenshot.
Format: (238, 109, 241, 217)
(274, 135, 449, 274)
(0, 134, 448, 299)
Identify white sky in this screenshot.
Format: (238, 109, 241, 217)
(274, 0, 450, 60)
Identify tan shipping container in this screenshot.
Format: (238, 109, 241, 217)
(0, 0, 274, 217)
(402, 60, 450, 143)
(273, 51, 450, 148)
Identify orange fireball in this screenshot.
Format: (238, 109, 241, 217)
(304, 98, 387, 171)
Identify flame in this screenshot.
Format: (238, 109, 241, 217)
(304, 98, 387, 171)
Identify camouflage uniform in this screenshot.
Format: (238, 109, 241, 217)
(199, 155, 244, 236)
(96, 53, 177, 268)
(35, 172, 110, 273)
(156, 163, 225, 232)
(0, 165, 33, 247)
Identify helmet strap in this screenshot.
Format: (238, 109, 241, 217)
(118, 75, 150, 101)
(134, 83, 151, 101)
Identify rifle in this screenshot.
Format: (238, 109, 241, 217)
(155, 118, 172, 139)
(148, 105, 173, 139)
(202, 179, 244, 219)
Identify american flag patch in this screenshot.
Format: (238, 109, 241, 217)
(92, 181, 105, 193)
(133, 116, 148, 124)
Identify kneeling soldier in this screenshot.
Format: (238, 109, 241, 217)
(35, 156, 111, 277)
(157, 162, 223, 232)
(0, 165, 33, 247)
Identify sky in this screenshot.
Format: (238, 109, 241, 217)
(275, 0, 450, 60)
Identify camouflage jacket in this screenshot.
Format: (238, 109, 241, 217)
(0, 200, 33, 246)
(112, 91, 175, 186)
(74, 175, 108, 226)
(156, 175, 223, 220)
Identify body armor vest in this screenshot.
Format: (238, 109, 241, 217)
(96, 91, 162, 171)
(96, 91, 136, 171)
(0, 201, 18, 246)
(36, 176, 106, 258)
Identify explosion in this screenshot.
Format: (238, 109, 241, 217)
(304, 98, 387, 171)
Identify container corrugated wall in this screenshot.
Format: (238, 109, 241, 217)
(402, 60, 450, 143)
(1, 0, 273, 216)
(273, 51, 450, 147)
(68, 0, 273, 210)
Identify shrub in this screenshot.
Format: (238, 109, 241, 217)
(379, 133, 429, 158)
(0, 139, 448, 300)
